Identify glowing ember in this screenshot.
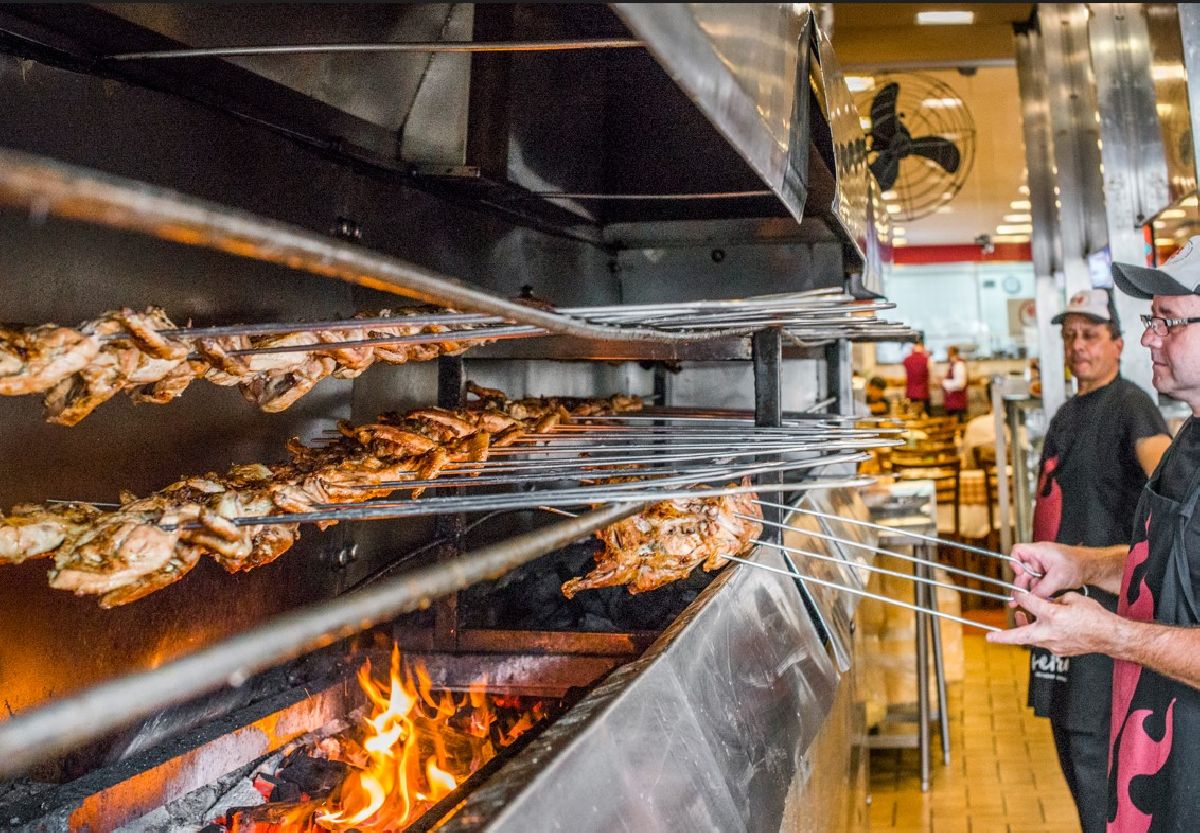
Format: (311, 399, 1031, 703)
(261, 646, 547, 832)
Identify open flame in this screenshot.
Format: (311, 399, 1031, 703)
(286, 645, 544, 832)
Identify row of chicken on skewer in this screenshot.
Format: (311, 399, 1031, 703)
(0, 385, 660, 607)
(0, 306, 504, 425)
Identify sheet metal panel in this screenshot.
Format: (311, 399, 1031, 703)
(1087, 4, 1160, 397)
(438, 537, 860, 833)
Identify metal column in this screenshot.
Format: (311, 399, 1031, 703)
(1182, 6, 1200, 184)
(1014, 23, 1068, 418)
(433, 355, 467, 649)
(753, 328, 830, 645)
(1040, 4, 1109, 302)
(1088, 4, 1164, 398)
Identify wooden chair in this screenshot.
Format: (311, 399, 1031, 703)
(889, 450, 962, 539)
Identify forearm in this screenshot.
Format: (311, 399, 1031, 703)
(1071, 543, 1129, 594)
(1105, 619, 1200, 691)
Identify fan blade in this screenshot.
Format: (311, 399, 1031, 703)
(869, 82, 901, 147)
(870, 152, 900, 191)
(910, 136, 961, 173)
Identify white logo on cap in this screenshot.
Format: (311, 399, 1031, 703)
(1166, 239, 1195, 267)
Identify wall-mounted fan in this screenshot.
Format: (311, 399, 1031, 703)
(855, 73, 976, 221)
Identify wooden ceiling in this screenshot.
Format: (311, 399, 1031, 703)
(830, 3, 1034, 247)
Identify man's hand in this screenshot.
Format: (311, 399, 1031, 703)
(1008, 541, 1087, 599)
(986, 592, 1118, 656)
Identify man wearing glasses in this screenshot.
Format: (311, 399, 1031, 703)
(1025, 288, 1169, 833)
(991, 238, 1200, 831)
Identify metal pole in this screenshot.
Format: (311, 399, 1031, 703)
(993, 379, 1014, 553)
(755, 328, 831, 645)
(107, 38, 646, 61)
(0, 503, 644, 777)
(1014, 23, 1067, 418)
(433, 356, 466, 650)
(0, 149, 753, 347)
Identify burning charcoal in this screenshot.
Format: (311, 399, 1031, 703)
(275, 752, 349, 797)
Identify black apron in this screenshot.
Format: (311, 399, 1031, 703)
(1028, 403, 1120, 725)
(1106, 458, 1200, 832)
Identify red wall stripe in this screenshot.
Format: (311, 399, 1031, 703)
(892, 243, 1033, 264)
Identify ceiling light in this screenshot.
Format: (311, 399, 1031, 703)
(1152, 64, 1188, 82)
(893, 227, 907, 236)
(1011, 200, 1032, 210)
(993, 234, 1030, 243)
(1177, 227, 1192, 237)
(1157, 102, 1175, 117)
(882, 190, 898, 200)
(1183, 196, 1198, 207)
(936, 205, 954, 214)
(1004, 214, 1033, 222)
(846, 75, 875, 93)
(996, 224, 1033, 235)
(859, 116, 872, 130)
(916, 10, 975, 25)
(1156, 237, 1176, 246)
(887, 204, 902, 214)
(893, 238, 909, 246)
(1161, 208, 1188, 219)
(922, 97, 962, 109)
(1019, 185, 1030, 195)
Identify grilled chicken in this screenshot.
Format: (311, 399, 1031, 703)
(5, 307, 508, 424)
(561, 479, 762, 597)
(8, 387, 644, 606)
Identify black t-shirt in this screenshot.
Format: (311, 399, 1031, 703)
(1030, 376, 1168, 732)
(1039, 376, 1168, 548)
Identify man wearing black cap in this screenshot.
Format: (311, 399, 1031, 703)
(1025, 287, 1169, 833)
(991, 238, 1200, 831)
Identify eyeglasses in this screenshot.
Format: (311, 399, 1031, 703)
(1140, 314, 1200, 336)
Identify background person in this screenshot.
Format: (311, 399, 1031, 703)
(1025, 288, 1169, 833)
(866, 376, 889, 416)
(942, 345, 968, 420)
(903, 337, 932, 415)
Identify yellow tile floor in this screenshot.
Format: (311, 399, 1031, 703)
(868, 633, 1081, 833)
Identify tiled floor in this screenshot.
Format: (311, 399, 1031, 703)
(868, 630, 1081, 833)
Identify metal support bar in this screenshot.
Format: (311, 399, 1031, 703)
(106, 38, 646, 61)
(434, 356, 467, 650)
(824, 339, 854, 416)
(0, 149, 756, 346)
(754, 328, 831, 645)
(0, 503, 644, 777)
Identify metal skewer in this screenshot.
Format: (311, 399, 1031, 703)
(737, 513, 1024, 594)
(749, 538, 1013, 603)
(722, 553, 1002, 632)
(765, 501, 1029, 571)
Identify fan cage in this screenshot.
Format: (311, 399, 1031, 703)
(855, 73, 976, 223)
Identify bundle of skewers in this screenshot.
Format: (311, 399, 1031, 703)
(0, 292, 915, 425)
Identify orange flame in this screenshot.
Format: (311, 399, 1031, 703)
(290, 646, 539, 832)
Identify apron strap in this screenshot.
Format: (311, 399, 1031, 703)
(1167, 462, 1200, 624)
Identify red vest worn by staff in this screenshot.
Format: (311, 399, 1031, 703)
(903, 349, 930, 400)
(943, 359, 967, 412)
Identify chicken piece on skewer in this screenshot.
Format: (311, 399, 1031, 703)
(43, 308, 192, 426)
(97, 545, 204, 609)
(49, 498, 193, 598)
(0, 502, 103, 564)
(0, 324, 101, 396)
(561, 479, 762, 597)
(243, 354, 338, 413)
(130, 358, 207, 405)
